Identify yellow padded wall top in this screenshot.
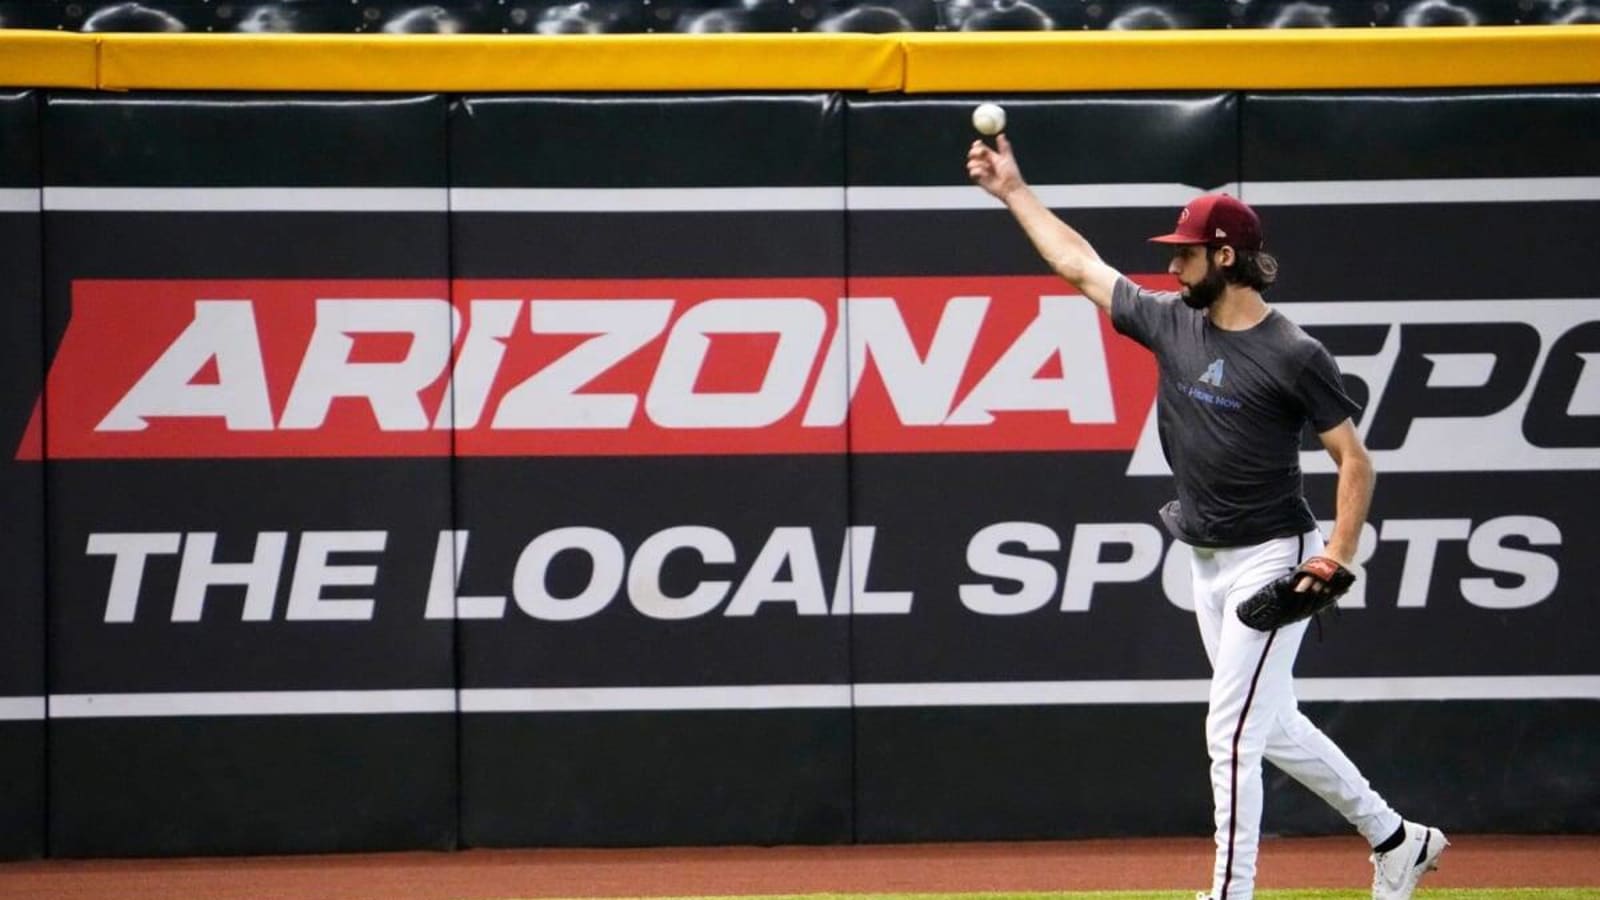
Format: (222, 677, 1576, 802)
(2, 27, 1598, 93)
(0, 31, 96, 89)
(92, 33, 905, 92)
(900, 26, 1600, 92)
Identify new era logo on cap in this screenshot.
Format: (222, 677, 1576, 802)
(1150, 193, 1263, 251)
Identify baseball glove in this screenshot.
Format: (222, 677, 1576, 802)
(1236, 556, 1356, 632)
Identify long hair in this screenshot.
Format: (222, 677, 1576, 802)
(1217, 248, 1279, 292)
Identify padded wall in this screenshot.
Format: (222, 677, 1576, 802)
(0, 88, 46, 861)
(40, 93, 458, 856)
(9, 87, 1596, 857)
(448, 94, 855, 847)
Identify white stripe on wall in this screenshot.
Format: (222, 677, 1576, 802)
(461, 684, 853, 712)
(854, 676, 1600, 707)
(25, 676, 1600, 719)
(0, 696, 47, 721)
(43, 187, 448, 213)
(48, 689, 457, 719)
(38, 177, 1600, 214)
(1241, 176, 1600, 206)
(846, 183, 1223, 210)
(853, 679, 1210, 707)
(0, 188, 40, 213)
(451, 186, 844, 212)
(1293, 676, 1600, 703)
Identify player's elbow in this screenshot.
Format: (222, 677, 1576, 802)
(1047, 252, 1092, 289)
(1345, 438, 1373, 471)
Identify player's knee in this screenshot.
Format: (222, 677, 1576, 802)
(1275, 709, 1320, 745)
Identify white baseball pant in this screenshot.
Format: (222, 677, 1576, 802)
(1191, 530, 1403, 900)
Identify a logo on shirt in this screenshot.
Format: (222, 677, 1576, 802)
(1198, 358, 1225, 387)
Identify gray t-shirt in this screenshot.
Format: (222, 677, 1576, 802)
(1110, 276, 1360, 548)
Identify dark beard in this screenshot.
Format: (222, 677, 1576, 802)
(1181, 258, 1226, 310)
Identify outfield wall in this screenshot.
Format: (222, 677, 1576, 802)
(1, 33, 1598, 860)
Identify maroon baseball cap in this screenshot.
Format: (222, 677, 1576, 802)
(1149, 193, 1263, 251)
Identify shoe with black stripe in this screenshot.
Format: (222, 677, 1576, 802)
(1371, 820, 1448, 900)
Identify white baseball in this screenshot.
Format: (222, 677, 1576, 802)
(971, 102, 1006, 137)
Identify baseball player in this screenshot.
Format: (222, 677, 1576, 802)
(966, 134, 1447, 900)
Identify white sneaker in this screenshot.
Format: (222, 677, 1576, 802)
(1371, 820, 1448, 900)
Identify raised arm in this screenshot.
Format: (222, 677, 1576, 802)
(966, 134, 1121, 312)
